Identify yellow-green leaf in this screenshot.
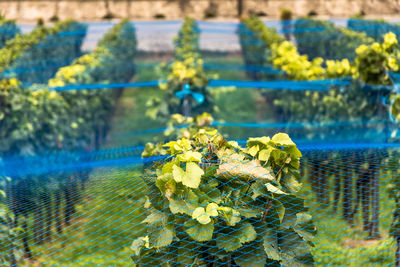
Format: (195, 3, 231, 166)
(271, 133, 295, 147)
(248, 145, 259, 157)
(192, 207, 211, 224)
(183, 162, 204, 189)
(177, 151, 202, 162)
(206, 203, 219, 217)
(172, 165, 185, 182)
(265, 183, 287, 195)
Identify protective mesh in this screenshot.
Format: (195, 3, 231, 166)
(1, 18, 400, 267)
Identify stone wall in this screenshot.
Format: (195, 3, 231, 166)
(1, 0, 400, 22)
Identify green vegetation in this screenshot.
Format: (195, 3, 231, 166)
(2, 15, 400, 267)
(348, 18, 400, 42)
(135, 125, 314, 266)
(0, 18, 20, 49)
(0, 20, 137, 265)
(29, 168, 146, 266)
(294, 18, 373, 60)
(146, 18, 213, 121)
(0, 20, 87, 83)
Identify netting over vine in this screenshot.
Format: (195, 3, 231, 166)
(2, 16, 400, 267)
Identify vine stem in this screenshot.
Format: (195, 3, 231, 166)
(276, 155, 290, 183)
(261, 200, 272, 222)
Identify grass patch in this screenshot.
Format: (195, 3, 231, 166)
(31, 167, 147, 266)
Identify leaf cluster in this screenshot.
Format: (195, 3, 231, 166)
(146, 17, 214, 121)
(0, 19, 137, 263)
(240, 16, 393, 142)
(348, 18, 400, 42)
(133, 129, 315, 266)
(354, 32, 400, 85)
(0, 20, 87, 84)
(0, 18, 20, 49)
(294, 18, 373, 61)
(240, 16, 354, 81)
(47, 19, 137, 150)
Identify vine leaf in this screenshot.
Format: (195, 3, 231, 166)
(272, 199, 285, 223)
(248, 145, 259, 157)
(217, 160, 274, 182)
(185, 220, 214, 242)
(258, 149, 270, 161)
(263, 227, 281, 261)
(233, 240, 267, 267)
(177, 151, 202, 162)
(149, 224, 175, 249)
(176, 240, 201, 265)
(131, 236, 149, 256)
(265, 183, 287, 195)
(279, 229, 313, 263)
(219, 207, 242, 226)
(216, 233, 243, 252)
(271, 133, 296, 147)
(172, 165, 185, 183)
(169, 198, 196, 215)
(142, 210, 168, 226)
(192, 207, 211, 224)
(237, 222, 257, 243)
(183, 162, 204, 188)
(216, 222, 257, 252)
(293, 212, 316, 242)
(206, 202, 219, 217)
(247, 136, 271, 146)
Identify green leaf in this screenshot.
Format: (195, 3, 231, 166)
(263, 229, 281, 261)
(216, 222, 257, 252)
(294, 213, 316, 242)
(217, 160, 274, 182)
(142, 211, 168, 226)
(131, 236, 149, 255)
(237, 222, 257, 243)
(185, 220, 214, 242)
(265, 183, 287, 195)
(183, 162, 204, 189)
(216, 231, 243, 252)
(279, 229, 312, 259)
(206, 203, 219, 217)
(233, 240, 267, 267)
(250, 180, 269, 199)
(219, 207, 242, 226)
(271, 133, 295, 147)
(169, 198, 195, 215)
(236, 206, 263, 219)
(248, 145, 259, 157)
(176, 240, 201, 265)
(285, 145, 302, 158)
(156, 173, 174, 194)
(258, 149, 270, 161)
(149, 224, 175, 249)
(192, 207, 211, 224)
(272, 199, 285, 223)
(247, 136, 270, 147)
(165, 178, 176, 198)
(172, 165, 185, 183)
(282, 174, 302, 193)
(177, 151, 202, 162)
(162, 161, 176, 174)
(277, 195, 306, 228)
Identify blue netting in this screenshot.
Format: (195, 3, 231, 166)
(2, 18, 400, 267)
